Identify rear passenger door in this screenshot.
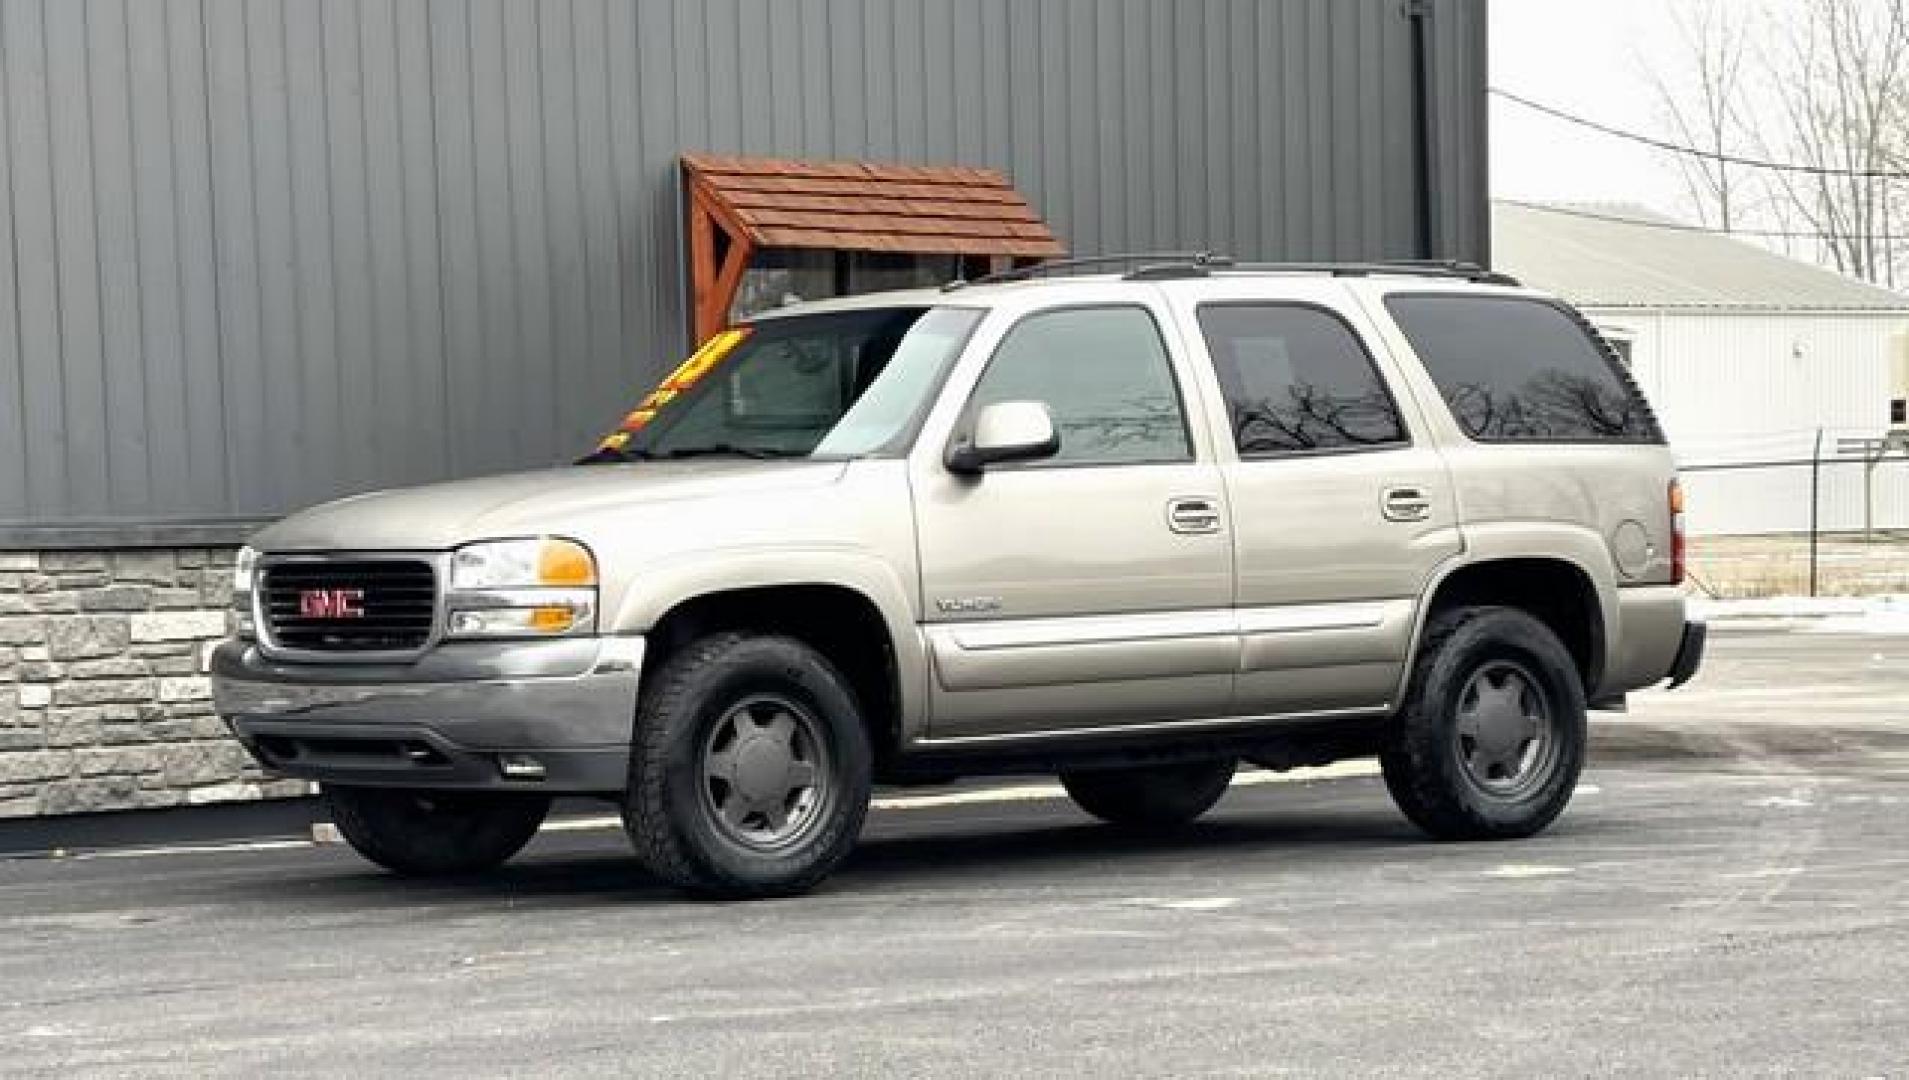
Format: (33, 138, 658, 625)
(1168, 285, 1462, 717)
(1374, 291, 1678, 692)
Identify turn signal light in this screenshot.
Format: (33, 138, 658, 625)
(537, 539, 597, 587)
(528, 606, 579, 632)
(1669, 479, 1687, 586)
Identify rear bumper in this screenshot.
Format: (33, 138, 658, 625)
(1664, 619, 1706, 689)
(209, 635, 644, 793)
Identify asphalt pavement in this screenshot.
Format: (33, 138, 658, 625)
(2, 628, 1905, 1078)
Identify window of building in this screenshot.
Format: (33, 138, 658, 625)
(1196, 304, 1406, 455)
(965, 305, 1191, 465)
(1385, 295, 1661, 443)
(1596, 327, 1636, 368)
(730, 252, 966, 322)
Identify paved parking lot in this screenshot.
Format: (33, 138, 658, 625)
(3, 628, 1906, 1077)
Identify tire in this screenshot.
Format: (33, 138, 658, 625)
(322, 785, 550, 876)
(1060, 759, 1237, 827)
(622, 633, 873, 899)
(1381, 605, 1587, 841)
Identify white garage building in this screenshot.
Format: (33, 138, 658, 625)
(1493, 201, 1909, 537)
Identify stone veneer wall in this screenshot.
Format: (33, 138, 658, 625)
(0, 548, 309, 818)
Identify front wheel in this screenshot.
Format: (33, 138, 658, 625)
(322, 785, 550, 875)
(1060, 759, 1237, 827)
(622, 633, 873, 899)
(1381, 605, 1587, 840)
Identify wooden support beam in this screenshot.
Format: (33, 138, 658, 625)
(687, 187, 719, 346)
(688, 182, 757, 347)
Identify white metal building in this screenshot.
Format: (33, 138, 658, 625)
(1493, 201, 1909, 536)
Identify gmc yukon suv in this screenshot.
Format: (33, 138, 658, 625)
(211, 256, 1705, 898)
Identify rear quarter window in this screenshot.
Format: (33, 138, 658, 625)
(1384, 294, 1662, 444)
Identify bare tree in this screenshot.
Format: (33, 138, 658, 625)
(1756, 0, 1909, 285)
(1647, 0, 1909, 284)
(1648, 0, 1752, 230)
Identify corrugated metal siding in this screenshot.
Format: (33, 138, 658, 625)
(0, 0, 1488, 540)
(1593, 308, 1909, 535)
(1430, 0, 1490, 263)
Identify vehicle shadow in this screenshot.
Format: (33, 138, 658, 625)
(842, 809, 1423, 886)
(203, 806, 1425, 912)
(197, 788, 1625, 911)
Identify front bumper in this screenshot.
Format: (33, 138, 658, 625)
(209, 635, 645, 793)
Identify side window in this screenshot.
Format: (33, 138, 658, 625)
(1385, 295, 1662, 443)
(1195, 304, 1407, 455)
(965, 305, 1191, 465)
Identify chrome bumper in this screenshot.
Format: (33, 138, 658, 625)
(210, 635, 644, 792)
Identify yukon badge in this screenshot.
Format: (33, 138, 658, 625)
(935, 595, 1003, 614)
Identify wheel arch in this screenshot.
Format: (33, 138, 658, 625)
(614, 552, 925, 757)
(1403, 532, 1617, 702)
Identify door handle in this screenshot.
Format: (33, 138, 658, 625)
(1381, 486, 1433, 523)
(1167, 497, 1224, 535)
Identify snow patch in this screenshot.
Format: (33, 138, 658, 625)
(1125, 896, 1240, 911)
(1482, 864, 1575, 878)
(1693, 594, 1909, 635)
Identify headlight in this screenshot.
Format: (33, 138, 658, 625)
(446, 538, 598, 639)
(229, 546, 259, 639)
(449, 537, 597, 590)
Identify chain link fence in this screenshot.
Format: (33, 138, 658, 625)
(1680, 427, 1909, 598)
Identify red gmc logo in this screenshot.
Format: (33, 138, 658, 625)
(298, 588, 366, 619)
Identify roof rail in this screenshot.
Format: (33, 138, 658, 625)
(941, 253, 1521, 291)
(942, 252, 1233, 291)
(1147, 258, 1520, 286)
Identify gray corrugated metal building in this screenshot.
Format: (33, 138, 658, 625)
(0, 0, 1489, 818)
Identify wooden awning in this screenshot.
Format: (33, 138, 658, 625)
(682, 153, 1063, 343)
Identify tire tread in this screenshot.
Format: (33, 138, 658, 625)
(1381, 604, 1586, 840)
(623, 632, 871, 898)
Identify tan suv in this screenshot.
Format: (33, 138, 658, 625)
(210, 256, 1705, 898)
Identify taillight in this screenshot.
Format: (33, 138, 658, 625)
(1668, 478, 1687, 585)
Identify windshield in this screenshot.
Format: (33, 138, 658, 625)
(585, 306, 982, 463)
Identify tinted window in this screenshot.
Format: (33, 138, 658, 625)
(1197, 304, 1406, 455)
(1386, 295, 1660, 442)
(965, 306, 1191, 465)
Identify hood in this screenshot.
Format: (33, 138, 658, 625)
(251, 460, 850, 552)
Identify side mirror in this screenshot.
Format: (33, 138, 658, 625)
(946, 401, 1060, 475)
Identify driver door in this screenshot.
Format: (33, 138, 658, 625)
(911, 301, 1236, 742)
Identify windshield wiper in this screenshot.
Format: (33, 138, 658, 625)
(662, 444, 806, 460)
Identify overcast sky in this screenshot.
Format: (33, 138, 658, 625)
(1489, 0, 1695, 213)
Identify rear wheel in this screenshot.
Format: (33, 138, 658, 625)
(1060, 759, 1237, 827)
(623, 633, 872, 899)
(1381, 605, 1587, 840)
(322, 785, 550, 875)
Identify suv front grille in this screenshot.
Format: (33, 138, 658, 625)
(261, 559, 437, 653)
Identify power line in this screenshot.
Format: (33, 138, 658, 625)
(1499, 198, 1909, 243)
(1490, 87, 1909, 181)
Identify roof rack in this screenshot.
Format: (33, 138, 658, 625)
(941, 252, 1520, 290)
(1140, 257, 1521, 286)
(942, 252, 1231, 290)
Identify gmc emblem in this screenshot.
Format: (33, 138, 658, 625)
(298, 587, 366, 619)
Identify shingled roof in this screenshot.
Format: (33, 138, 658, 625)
(681, 153, 1064, 259)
